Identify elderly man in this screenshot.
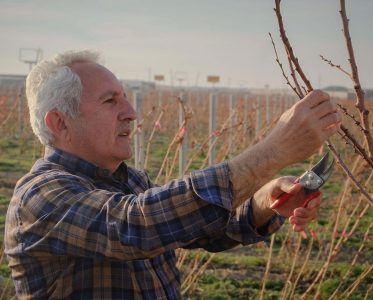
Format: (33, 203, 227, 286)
(5, 50, 340, 299)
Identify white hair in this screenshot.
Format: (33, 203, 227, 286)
(26, 50, 102, 145)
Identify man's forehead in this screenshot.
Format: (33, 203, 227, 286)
(70, 61, 108, 77)
(70, 62, 124, 95)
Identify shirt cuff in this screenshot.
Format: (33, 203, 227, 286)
(226, 198, 285, 245)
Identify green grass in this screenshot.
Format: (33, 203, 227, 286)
(211, 253, 266, 269)
(0, 158, 31, 173)
(0, 194, 9, 205)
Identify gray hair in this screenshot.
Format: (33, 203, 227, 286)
(26, 50, 102, 145)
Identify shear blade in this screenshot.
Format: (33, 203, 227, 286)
(310, 152, 335, 182)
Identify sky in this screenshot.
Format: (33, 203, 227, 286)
(1, 0, 373, 89)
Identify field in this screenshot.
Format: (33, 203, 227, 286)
(0, 86, 372, 299)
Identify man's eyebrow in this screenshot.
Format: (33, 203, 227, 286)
(98, 91, 116, 101)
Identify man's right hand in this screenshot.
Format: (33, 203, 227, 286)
(264, 90, 341, 166)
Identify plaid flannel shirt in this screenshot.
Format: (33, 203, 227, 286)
(5, 146, 284, 299)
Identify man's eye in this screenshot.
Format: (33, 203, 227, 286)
(104, 98, 115, 103)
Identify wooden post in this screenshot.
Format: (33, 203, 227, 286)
(255, 95, 262, 137)
(266, 94, 271, 126)
(133, 91, 144, 169)
(158, 88, 163, 108)
(18, 88, 24, 137)
(208, 93, 217, 165)
(179, 92, 188, 177)
(243, 95, 249, 134)
(229, 94, 236, 158)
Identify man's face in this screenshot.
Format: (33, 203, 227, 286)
(66, 62, 136, 171)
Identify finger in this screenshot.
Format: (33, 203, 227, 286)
(301, 192, 322, 209)
(312, 99, 338, 119)
(293, 206, 319, 219)
(291, 222, 307, 232)
(302, 90, 330, 108)
(290, 216, 312, 226)
(270, 176, 300, 199)
(323, 121, 341, 137)
(279, 177, 301, 195)
(306, 197, 321, 210)
(292, 205, 318, 219)
(320, 111, 342, 130)
(293, 224, 307, 232)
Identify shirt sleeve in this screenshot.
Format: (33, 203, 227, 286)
(181, 198, 285, 252)
(6, 163, 233, 261)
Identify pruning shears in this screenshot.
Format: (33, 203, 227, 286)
(271, 152, 335, 209)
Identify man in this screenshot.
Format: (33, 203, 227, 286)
(5, 50, 341, 299)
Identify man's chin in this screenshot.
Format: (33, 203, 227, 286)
(119, 150, 132, 162)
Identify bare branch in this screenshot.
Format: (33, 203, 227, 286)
(338, 126, 373, 169)
(274, 0, 313, 93)
(339, 0, 373, 157)
(338, 104, 366, 132)
(320, 54, 352, 79)
(268, 32, 303, 99)
(286, 53, 304, 98)
(327, 141, 372, 204)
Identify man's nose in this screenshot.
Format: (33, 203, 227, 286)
(118, 99, 137, 121)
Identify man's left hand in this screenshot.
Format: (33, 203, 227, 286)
(252, 176, 321, 232)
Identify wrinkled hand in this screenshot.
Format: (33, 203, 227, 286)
(254, 176, 321, 232)
(264, 90, 341, 167)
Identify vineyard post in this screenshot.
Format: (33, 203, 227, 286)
(265, 94, 271, 126)
(208, 93, 217, 165)
(18, 88, 24, 137)
(255, 95, 262, 137)
(273, 94, 281, 118)
(179, 91, 188, 177)
(133, 90, 144, 169)
(158, 88, 163, 108)
(228, 94, 236, 158)
(243, 94, 249, 134)
(286, 94, 292, 110)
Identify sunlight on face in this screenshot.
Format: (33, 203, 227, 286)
(67, 62, 137, 171)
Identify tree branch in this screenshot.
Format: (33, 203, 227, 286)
(274, 0, 313, 93)
(339, 0, 373, 158)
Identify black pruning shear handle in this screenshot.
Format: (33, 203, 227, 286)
(271, 152, 335, 209)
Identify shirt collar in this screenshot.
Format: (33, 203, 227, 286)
(43, 146, 128, 182)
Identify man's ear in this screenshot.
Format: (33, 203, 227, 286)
(45, 111, 70, 142)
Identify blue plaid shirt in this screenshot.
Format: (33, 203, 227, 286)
(5, 147, 284, 299)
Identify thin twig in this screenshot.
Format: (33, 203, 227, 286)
(269, 32, 303, 98)
(328, 224, 371, 300)
(286, 53, 304, 98)
(274, 0, 313, 93)
(338, 103, 366, 132)
(327, 142, 372, 204)
(339, 125, 373, 169)
(280, 234, 302, 300)
(259, 234, 275, 300)
(340, 0, 373, 157)
(320, 54, 352, 78)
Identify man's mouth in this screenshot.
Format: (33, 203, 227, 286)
(118, 132, 129, 137)
(118, 129, 131, 137)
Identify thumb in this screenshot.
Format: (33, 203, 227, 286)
(281, 181, 302, 195)
(271, 177, 300, 199)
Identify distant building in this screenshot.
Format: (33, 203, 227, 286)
(323, 86, 351, 100)
(364, 89, 373, 101)
(323, 85, 373, 101)
(120, 79, 156, 91)
(0, 74, 26, 90)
